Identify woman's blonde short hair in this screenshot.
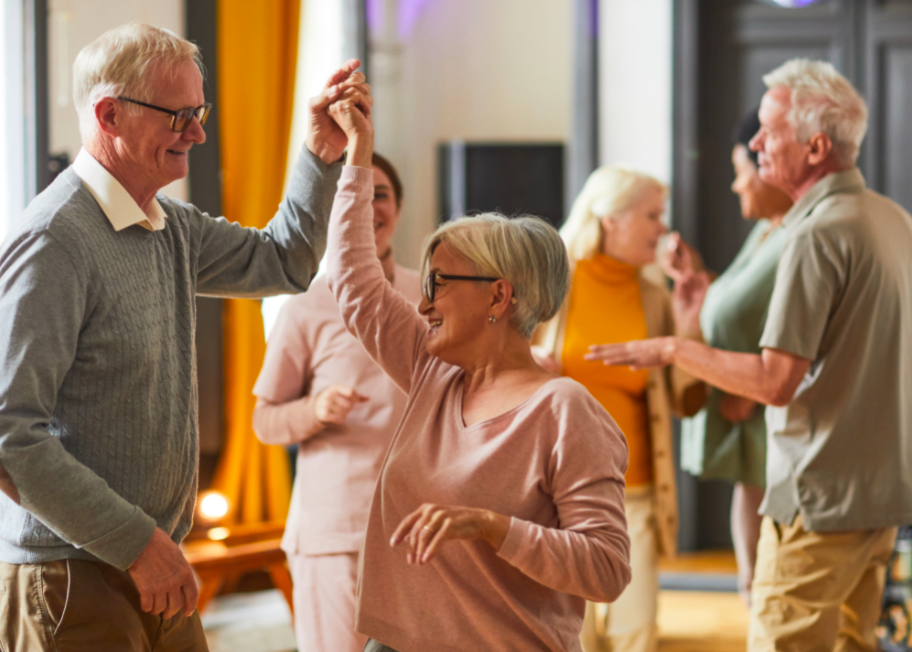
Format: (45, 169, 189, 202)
(560, 166, 668, 262)
(421, 214, 569, 338)
(73, 23, 204, 139)
(763, 59, 868, 167)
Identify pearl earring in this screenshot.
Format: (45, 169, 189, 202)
(488, 315, 496, 323)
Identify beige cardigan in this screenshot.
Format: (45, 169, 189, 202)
(533, 265, 705, 557)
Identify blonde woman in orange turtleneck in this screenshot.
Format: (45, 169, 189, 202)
(533, 168, 706, 652)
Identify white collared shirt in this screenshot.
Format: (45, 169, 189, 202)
(72, 148, 168, 232)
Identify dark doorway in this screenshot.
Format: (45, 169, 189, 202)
(672, 0, 912, 551)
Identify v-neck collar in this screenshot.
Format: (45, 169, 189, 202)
(454, 373, 563, 430)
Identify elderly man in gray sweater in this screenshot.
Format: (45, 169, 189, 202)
(0, 23, 371, 651)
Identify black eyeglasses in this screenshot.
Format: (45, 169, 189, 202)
(423, 273, 499, 303)
(117, 96, 212, 132)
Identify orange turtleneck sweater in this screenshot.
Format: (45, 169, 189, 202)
(562, 254, 653, 487)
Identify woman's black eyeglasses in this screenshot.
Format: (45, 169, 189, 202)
(423, 273, 499, 303)
(117, 96, 212, 132)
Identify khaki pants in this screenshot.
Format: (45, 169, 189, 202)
(581, 488, 659, 652)
(749, 515, 897, 652)
(0, 558, 208, 652)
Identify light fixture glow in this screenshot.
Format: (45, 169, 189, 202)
(198, 491, 230, 520)
(207, 526, 230, 541)
(769, 0, 824, 7)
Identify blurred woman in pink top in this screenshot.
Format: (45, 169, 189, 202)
(322, 84, 631, 651)
(252, 152, 422, 652)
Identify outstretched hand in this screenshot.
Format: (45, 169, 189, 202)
(390, 503, 510, 565)
(584, 337, 679, 370)
(305, 59, 372, 164)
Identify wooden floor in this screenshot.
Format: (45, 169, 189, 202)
(199, 550, 749, 652)
(659, 549, 739, 575)
(658, 591, 748, 652)
(657, 550, 748, 652)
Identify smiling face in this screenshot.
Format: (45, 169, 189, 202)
(600, 184, 668, 267)
(731, 144, 794, 220)
(418, 242, 492, 363)
(115, 58, 207, 195)
(750, 87, 811, 198)
(372, 165, 400, 257)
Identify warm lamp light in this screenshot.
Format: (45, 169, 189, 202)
(197, 490, 231, 524)
(207, 526, 230, 541)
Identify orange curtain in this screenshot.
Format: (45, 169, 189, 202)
(212, 0, 301, 525)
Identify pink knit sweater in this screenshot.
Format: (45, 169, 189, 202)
(326, 166, 631, 652)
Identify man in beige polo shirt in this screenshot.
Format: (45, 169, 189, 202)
(588, 58, 912, 651)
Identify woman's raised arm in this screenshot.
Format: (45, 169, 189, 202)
(323, 89, 429, 393)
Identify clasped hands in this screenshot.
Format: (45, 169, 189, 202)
(305, 59, 374, 165)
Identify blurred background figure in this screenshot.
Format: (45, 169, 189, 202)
(534, 167, 706, 652)
(252, 153, 421, 652)
(663, 109, 793, 606)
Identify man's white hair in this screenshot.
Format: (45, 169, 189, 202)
(763, 59, 868, 167)
(73, 22, 204, 141)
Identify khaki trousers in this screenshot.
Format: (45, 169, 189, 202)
(749, 515, 897, 652)
(0, 558, 208, 652)
(581, 488, 660, 652)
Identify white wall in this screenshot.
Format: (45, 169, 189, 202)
(370, 0, 573, 268)
(48, 0, 187, 201)
(598, 0, 673, 186)
(285, 0, 346, 188)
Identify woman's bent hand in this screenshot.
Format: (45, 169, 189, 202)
(660, 232, 705, 280)
(671, 269, 710, 338)
(314, 384, 369, 426)
(390, 503, 511, 565)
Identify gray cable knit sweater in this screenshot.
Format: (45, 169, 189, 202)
(0, 148, 342, 571)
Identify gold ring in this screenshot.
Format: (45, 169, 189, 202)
(422, 525, 435, 533)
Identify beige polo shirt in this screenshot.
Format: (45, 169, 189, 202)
(759, 168, 912, 532)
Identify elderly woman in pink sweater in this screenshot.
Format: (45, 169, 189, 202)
(252, 151, 421, 652)
(324, 89, 631, 651)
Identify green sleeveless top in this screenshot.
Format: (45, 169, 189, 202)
(680, 219, 787, 487)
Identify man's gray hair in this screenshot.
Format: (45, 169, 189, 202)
(763, 59, 868, 167)
(421, 214, 570, 338)
(73, 23, 204, 140)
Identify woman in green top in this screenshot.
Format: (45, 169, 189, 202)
(663, 110, 793, 606)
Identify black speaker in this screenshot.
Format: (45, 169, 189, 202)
(438, 141, 565, 229)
